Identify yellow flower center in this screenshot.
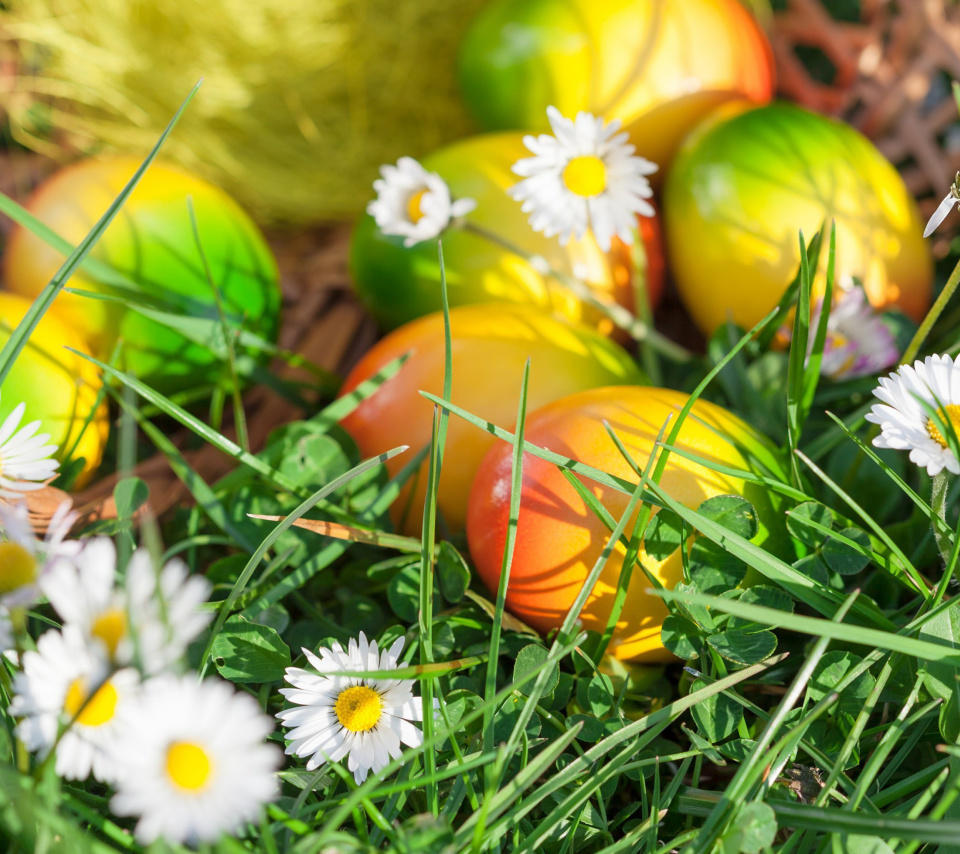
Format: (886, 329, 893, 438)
(407, 189, 428, 224)
(0, 542, 37, 595)
(562, 155, 607, 197)
(165, 741, 213, 791)
(334, 685, 382, 733)
(927, 404, 960, 448)
(91, 609, 128, 658)
(64, 677, 119, 727)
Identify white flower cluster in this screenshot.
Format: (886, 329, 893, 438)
(3, 516, 281, 846)
(367, 105, 657, 252)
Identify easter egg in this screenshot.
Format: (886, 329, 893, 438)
(0, 293, 109, 487)
(3, 157, 282, 391)
(458, 0, 774, 173)
(467, 386, 784, 663)
(664, 102, 933, 337)
(339, 303, 645, 534)
(349, 132, 665, 333)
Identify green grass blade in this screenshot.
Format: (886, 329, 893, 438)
(197, 444, 409, 677)
(0, 81, 201, 385)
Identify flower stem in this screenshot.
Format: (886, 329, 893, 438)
(902, 254, 960, 365)
(460, 221, 692, 363)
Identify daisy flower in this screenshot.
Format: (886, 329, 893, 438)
(508, 106, 658, 252)
(866, 353, 960, 476)
(0, 398, 60, 501)
(924, 172, 960, 237)
(367, 157, 476, 247)
(0, 499, 79, 609)
(277, 632, 433, 784)
(41, 538, 211, 675)
(109, 674, 281, 846)
(812, 286, 898, 380)
(9, 625, 138, 781)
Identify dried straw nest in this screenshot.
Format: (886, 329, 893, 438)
(0, 0, 484, 224)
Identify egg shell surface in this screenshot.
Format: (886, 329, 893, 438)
(3, 157, 281, 390)
(458, 0, 774, 172)
(467, 385, 785, 662)
(664, 102, 932, 336)
(339, 303, 646, 534)
(0, 293, 109, 486)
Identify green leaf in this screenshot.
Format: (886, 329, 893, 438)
(661, 615, 702, 659)
(793, 554, 830, 586)
(822, 527, 873, 575)
(113, 477, 149, 518)
(576, 672, 616, 717)
(806, 651, 876, 718)
(644, 509, 683, 562)
(707, 629, 778, 666)
(437, 541, 470, 603)
(787, 501, 834, 550)
(920, 598, 960, 742)
(682, 723, 727, 765)
(690, 678, 743, 742)
(689, 538, 748, 594)
(493, 694, 541, 743)
(722, 802, 778, 854)
(697, 495, 758, 540)
(387, 564, 421, 624)
(566, 713, 605, 743)
(211, 615, 291, 683)
(729, 587, 795, 633)
(833, 835, 895, 854)
(514, 645, 559, 697)
(674, 582, 719, 632)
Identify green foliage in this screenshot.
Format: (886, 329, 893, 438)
(10, 120, 960, 854)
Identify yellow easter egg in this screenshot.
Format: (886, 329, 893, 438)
(0, 293, 109, 487)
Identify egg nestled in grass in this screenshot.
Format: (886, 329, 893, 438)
(4, 157, 282, 392)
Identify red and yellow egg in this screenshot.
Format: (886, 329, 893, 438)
(467, 386, 784, 663)
(350, 133, 665, 334)
(4, 157, 282, 391)
(339, 303, 645, 534)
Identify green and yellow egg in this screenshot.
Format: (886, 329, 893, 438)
(664, 102, 933, 336)
(3, 157, 282, 391)
(458, 0, 775, 173)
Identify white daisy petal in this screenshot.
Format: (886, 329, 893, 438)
(10, 625, 138, 782)
(0, 395, 60, 501)
(868, 353, 960, 476)
(108, 674, 280, 845)
(926, 189, 958, 238)
(509, 105, 657, 250)
(39, 538, 211, 675)
(367, 156, 476, 247)
(277, 632, 427, 783)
